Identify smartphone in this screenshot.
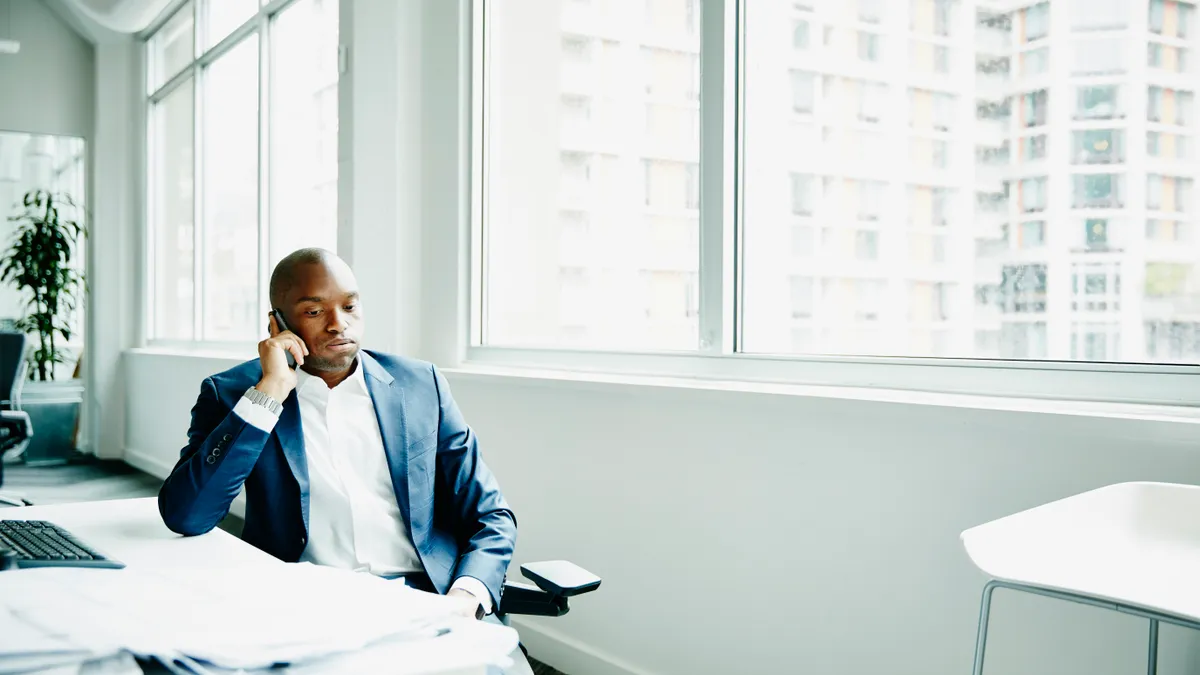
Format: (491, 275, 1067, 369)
(270, 309, 298, 369)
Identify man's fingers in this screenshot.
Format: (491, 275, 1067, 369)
(287, 342, 305, 366)
(267, 313, 280, 337)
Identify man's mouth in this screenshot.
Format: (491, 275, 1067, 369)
(325, 339, 357, 352)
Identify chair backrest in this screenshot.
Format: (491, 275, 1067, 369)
(0, 331, 26, 408)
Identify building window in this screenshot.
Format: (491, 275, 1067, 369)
(791, 173, 816, 215)
(1023, 134, 1048, 160)
(1147, 175, 1194, 212)
(857, 31, 881, 62)
(790, 276, 815, 318)
(1146, 219, 1191, 243)
(860, 0, 885, 24)
(855, 230, 880, 261)
(1022, 47, 1049, 75)
(146, 0, 340, 342)
(934, 46, 950, 73)
(1085, 219, 1111, 250)
(791, 71, 815, 113)
(1071, 323, 1121, 361)
(1073, 174, 1123, 209)
(1019, 220, 1046, 248)
(1073, 39, 1125, 74)
(1075, 85, 1121, 120)
(1024, 2, 1050, 41)
(911, 0, 954, 36)
(1022, 89, 1049, 127)
(1071, 0, 1127, 30)
(1002, 264, 1048, 313)
(793, 20, 810, 50)
(859, 82, 888, 123)
(1072, 263, 1121, 313)
(1020, 177, 1048, 212)
(1072, 129, 1124, 164)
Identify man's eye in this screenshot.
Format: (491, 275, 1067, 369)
(344, 304, 358, 312)
(305, 310, 321, 317)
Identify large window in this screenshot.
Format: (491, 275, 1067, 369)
(473, 0, 1200, 396)
(146, 0, 339, 342)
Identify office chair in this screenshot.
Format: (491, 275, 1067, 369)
(0, 331, 32, 506)
(498, 560, 601, 619)
(0, 410, 33, 507)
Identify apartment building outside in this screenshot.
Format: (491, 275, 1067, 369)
(483, 0, 1200, 364)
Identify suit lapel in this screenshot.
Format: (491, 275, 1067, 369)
(361, 353, 412, 537)
(276, 392, 310, 529)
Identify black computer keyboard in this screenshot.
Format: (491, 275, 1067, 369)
(0, 519, 125, 569)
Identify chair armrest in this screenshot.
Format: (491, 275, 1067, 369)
(521, 560, 602, 597)
(499, 560, 602, 618)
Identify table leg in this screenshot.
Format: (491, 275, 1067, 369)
(1148, 619, 1159, 675)
(972, 581, 999, 675)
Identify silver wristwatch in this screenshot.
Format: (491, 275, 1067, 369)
(244, 386, 283, 416)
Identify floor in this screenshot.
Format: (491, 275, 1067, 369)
(1, 457, 566, 675)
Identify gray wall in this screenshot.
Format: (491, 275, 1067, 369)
(0, 0, 95, 140)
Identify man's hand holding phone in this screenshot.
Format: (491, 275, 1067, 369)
(256, 312, 308, 401)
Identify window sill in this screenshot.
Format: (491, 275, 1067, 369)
(446, 362, 1200, 426)
(127, 344, 255, 362)
(458, 346, 1200, 415)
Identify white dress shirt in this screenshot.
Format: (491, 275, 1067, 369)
(232, 360, 492, 613)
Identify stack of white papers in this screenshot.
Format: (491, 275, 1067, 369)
(0, 563, 517, 674)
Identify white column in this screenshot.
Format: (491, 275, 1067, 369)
(94, 40, 141, 459)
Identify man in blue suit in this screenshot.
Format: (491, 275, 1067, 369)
(158, 248, 518, 634)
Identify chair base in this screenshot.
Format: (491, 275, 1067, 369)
(971, 580, 1197, 675)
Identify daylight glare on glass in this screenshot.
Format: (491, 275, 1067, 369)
(483, 0, 1200, 365)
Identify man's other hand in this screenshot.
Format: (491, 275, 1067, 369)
(447, 587, 484, 620)
(256, 313, 308, 400)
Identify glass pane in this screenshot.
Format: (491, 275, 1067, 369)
(149, 2, 194, 92)
(739, 1, 1200, 364)
(152, 81, 196, 340)
(204, 0, 257, 50)
(270, 0, 339, 268)
(482, 0, 700, 350)
(202, 37, 259, 341)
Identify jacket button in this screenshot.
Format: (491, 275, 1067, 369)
(212, 448, 221, 457)
(222, 434, 232, 442)
(206, 456, 216, 465)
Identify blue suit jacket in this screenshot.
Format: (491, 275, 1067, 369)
(157, 351, 517, 608)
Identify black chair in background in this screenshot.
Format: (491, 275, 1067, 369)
(0, 331, 32, 506)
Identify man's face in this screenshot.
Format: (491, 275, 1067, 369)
(281, 260, 364, 372)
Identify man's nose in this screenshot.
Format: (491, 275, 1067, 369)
(326, 310, 349, 333)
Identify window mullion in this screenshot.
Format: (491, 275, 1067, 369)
(258, 15, 271, 324)
(193, 59, 205, 342)
(698, 0, 738, 354)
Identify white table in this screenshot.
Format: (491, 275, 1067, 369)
(3, 498, 500, 675)
(961, 482, 1200, 675)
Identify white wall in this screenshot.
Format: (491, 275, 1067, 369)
(0, 0, 95, 139)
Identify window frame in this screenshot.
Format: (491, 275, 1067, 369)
(142, 0, 331, 347)
(463, 0, 1200, 407)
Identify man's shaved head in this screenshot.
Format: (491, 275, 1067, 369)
(269, 248, 342, 309)
(268, 248, 363, 376)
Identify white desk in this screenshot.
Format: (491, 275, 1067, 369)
(3, 498, 514, 675)
(961, 482, 1200, 675)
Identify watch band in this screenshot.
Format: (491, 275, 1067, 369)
(244, 386, 283, 417)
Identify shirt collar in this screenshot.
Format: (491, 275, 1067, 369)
(295, 357, 367, 394)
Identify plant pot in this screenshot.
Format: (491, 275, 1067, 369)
(18, 379, 84, 466)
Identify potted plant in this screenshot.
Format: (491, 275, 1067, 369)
(1, 189, 86, 465)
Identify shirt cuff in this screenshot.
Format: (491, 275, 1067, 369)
(450, 575, 493, 615)
(233, 393, 281, 433)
